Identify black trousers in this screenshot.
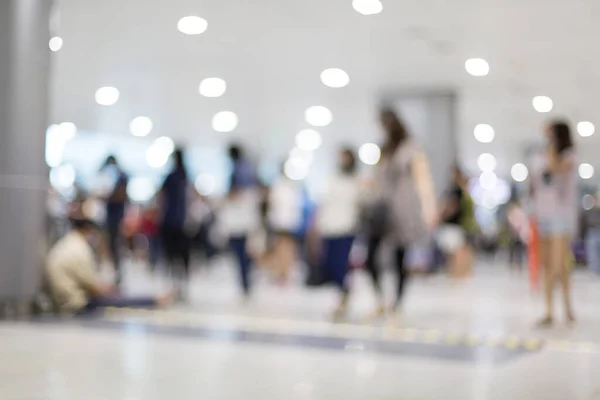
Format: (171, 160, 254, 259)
(161, 226, 191, 279)
(106, 220, 123, 285)
(364, 235, 408, 306)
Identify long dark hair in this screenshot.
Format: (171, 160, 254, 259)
(379, 108, 409, 155)
(172, 148, 187, 178)
(549, 120, 574, 155)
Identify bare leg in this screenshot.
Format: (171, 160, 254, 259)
(556, 235, 575, 322)
(539, 237, 554, 325)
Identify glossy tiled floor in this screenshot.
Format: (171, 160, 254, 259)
(3, 257, 600, 400)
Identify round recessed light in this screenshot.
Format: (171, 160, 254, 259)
(579, 163, 594, 180)
(127, 177, 157, 203)
(154, 136, 175, 155)
(465, 58, 490, 77)
(479, 171, 498, 190)
(58, 122, 77, 141)
(473, 124, 495, 143)
(95, 86, 120, 106)
(352, 0, 383, 15)
(583, 194, 596, 211)
(320, 68, 350, 88)
(49, 164, 76, 189)
(145, 145, 169, 169)
(577, 121, 595, 137)
(305, 106, 332, 127)
(195, 173, 217, 196)
(129, 116, 153, 137)
(359, 143, 381, 166)
(295, 129, 322, 151)
(212, 111, 239, 132)
(477, 153, 497, 172)
(511, 163, 529, 182)
(49, 36, 63, 52)
(177, 16, 208, 35)
(532, 96, 553, 113)
(284, 157, 310, 181)
(199, 78, 227, 98)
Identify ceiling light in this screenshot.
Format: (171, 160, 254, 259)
(195, 173, 217, 196)
(305, 106, 332, 127)
(154, 136, 175, 155)
(129, 116, 153, 137)
(145, 145, 169, 169)
(320, 68, 350, 88)
(289, 148, 314, 167)
(511, 163, 529, 182)
(577, 121, 595, 137)
(473, 124, 495, 143)
(177, 16, 208, 35)
(477, 153, 497, 172)
(212, 111, 239, 132)
(359, 143, 381, 166)
(49, 36, 63, 52)
(284, 158, 310, 181)
(352, 0, 383, 15)
(49, 164, 76, 189)
(295, 129, 322, 151)
(532, 96, 553, 113)
(579, 163, 594, 180)
(465, 58, 490, 77)
(95, 86, 120, 106)
(199, 78, 227, 98)
(127, 177, 157, 203)
(58, 122, 77, 141)
(479, 171, 498, 190)
(583, 194, 596, 211)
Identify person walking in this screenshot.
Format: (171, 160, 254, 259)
(100, 155, 129, 286)
(364, 108, 436, 317)
(159, 148, 191, 298)
(531, 120, 577, 326)
(317, 148, 362, 318)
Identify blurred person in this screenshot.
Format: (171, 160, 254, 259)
(46, 216, 172, 315)
(100, 155, 129, 285)
(262, 163, 302, 284)
(438, 166, 476, 277)
(364, 108, 436, 316)
(159, 148, 191, 298)
(506, 198, 529, 270)
(582, 191, 600, 274)
(531, 120, 577, 326)
(222, 144, 259, 297)
(139, 204, 161, 268)
(317, 148, 362, 318)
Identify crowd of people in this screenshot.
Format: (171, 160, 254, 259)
(44, 110, 582, 327)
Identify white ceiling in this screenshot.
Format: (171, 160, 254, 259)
(50, 0, 600, 179)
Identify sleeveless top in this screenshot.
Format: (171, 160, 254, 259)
(378, 140, 428, 246)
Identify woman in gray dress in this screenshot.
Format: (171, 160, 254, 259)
(364, 109, 436, 315)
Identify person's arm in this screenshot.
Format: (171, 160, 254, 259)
(411, 151, 437, 227)
(70, 249, 114, 297)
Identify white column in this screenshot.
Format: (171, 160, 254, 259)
(0, 0, 53, 304)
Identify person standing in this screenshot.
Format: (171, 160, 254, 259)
(317, 148, 362, 318)
(531, 120, 577, 326)
(159, 148, 191, 298)
(222, 144, 259, 297)
(101, 155, 129, 286)
(364, 109, 436, 316)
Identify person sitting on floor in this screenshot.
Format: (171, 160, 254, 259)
(46, 216, 172, 315)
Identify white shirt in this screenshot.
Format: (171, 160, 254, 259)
(317, 174, 361, 237)
(220, 190, 260, 236)
(46, 231, 97, 313)
(268, 178, 302, 233)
